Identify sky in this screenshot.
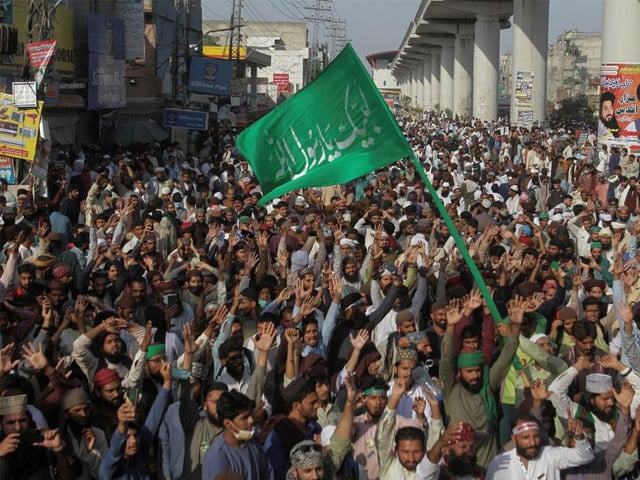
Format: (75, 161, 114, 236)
(202, 0, 604, 59)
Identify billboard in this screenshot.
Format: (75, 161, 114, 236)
(188, 57, 233, 96)
(13, 3, 75, 73)
(599, 63, 640, 151)
(114, 0, 145, 60)
(203, 45, 246, 60)
(87, 13, 126, 111)
(0, 93, 43, 161)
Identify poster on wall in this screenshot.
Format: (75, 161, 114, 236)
(513, 70, 534, 127)
(87, 12, 126, 111)
(598, 63, 640, 152)
(114, 0, 144, 60)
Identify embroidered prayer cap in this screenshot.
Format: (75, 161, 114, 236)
(394, 348, 418, 365)
(0, 394, 27, 416)
(289, 440, 323, 469)
(586, 373, 613, 394)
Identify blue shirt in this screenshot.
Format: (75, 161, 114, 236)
(202, 436, 274, 480)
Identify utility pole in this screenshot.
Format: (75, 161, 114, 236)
(325, 19, 348, 59)
(304, 0, 332, 84)
(228, 0, 243, 77)
(23, 0, 56, 79)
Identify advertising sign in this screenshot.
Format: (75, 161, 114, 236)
(114, 0, 145, 60)
(203, 45, 246, 60)
(513, 70, 534, 127)
(188, 57, 234, 96)
(0, 93, 43, 161)
(27, 40, 57, 89)
(87, 13, 126, 111)
(163, 108, 209, 130)
(0, 156, 15, 184)
(272, 73, 290, 92)
(598, 63, 640, 151)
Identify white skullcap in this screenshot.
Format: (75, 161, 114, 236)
(585, 373, 613, 394)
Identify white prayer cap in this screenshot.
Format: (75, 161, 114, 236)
(161, 187, 171, 195)
(599, 227, 613, 237)
(530, 333, 547, 344)
(442, 182, 450, 187)
(339, 238, 357, 248)
(611, 222, 627, 230)
(551, 214, 563, 223)
(585, 373, 613, 394)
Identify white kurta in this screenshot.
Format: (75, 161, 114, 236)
(485, 441, 594, 480)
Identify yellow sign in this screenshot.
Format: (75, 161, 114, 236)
(13, 3, 75, 73)
(0, 93, 43, 161)
(203, 45, 246, 60)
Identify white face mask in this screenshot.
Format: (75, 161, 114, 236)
(231, 425, 255, 441)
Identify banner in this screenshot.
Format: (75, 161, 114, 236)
(188, 57, 234, 96)
(598, 63, 640, 151)
(114, 0, 145, 60)
(0, 156, 14, 184)
(87, 13, 126, 111)
(203, 45, 246, 60)
(0, 93, 42, 161)
(513, 70, 534, 128)
(236, 44, 413, 205)
(27, 40, 57, 89)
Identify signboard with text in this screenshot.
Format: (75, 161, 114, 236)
(0, 93, 43, 161)
(272, 73, 290, 92)
(163, 108, 209, 130)
(188, 57, 233, 96)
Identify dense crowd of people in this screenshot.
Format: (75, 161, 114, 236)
(0, 112, 638, 480)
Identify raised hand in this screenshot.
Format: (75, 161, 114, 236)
(254, 322, 277, 351)
(612, 381, 635, 412)
(213, 305, 229, 325)
(0, 343, 18, 374)
(566, 407, 584, 440)
(82, 427, 96, 452)
(183, 322, 197, 356)
(21, 342, 49, 371)
(615, 302, 634, 326)
(284, 327, 301, 346)
(573, 355, 594, 372)
(600, 354, 625, 372)
(349, 329, 369, 350)
(445, 298, 464, 325)
(328, 275, 343, 302)
(412, 396, 427, 419)
(299, 295, 317, 317)
(529, 379, 551, 402)
(507, 295, 526, 325)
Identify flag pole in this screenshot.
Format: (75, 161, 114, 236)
(409, 152, 505, 322)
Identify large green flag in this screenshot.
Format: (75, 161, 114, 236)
(236, 44, 412, 205)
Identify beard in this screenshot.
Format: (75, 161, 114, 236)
(343, 270, 359, 283)
(189, 286, 204, 296)
(460, 377, 482, 394)
(68, 418, 90, 435)
(601, 116, 620, 137)
(206, 411, 223, 428)
(104, 352, 126, 365)
(591, 404, 615, 423)
(516, 442, 540, 461)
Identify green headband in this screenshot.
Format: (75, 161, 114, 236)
(146, 343, 166, 360)
(457, 351, 485, 369)
(363, 388, 387, 396)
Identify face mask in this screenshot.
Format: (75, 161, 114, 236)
(258, 299, 269, 308)
(230, 423, 255, 441)
(175, 202, 183, 210)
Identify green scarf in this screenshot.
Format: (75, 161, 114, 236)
(457, 350, 497, 425)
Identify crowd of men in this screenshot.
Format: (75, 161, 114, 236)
(0, 112, 639, 480)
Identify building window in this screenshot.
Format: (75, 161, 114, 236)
(383, 80, 386, 86)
